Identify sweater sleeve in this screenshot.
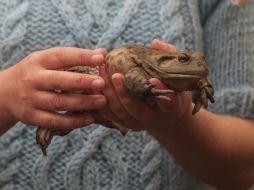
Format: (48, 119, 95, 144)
(201, 0, 254, 119)
(0, 0, 29, 70)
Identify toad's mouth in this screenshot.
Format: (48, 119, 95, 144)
(156, 66, 209, 76)
(142, 62, 208, 77)
(157, 73, 205, 79)
(143, 66, 208, 78)
(163, 70, 208, 76)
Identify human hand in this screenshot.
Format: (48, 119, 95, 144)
(0, 47, 107, 130)
(231, 0, 249, 5)
(100, 39, 193, 134)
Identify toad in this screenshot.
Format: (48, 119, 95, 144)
(36, 44, 215, 155)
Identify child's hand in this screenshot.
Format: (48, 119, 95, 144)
(0, 47, 107, 129)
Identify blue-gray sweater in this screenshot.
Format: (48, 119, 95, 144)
(0, 0, 253, 189)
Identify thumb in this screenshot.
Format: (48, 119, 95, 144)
(151, 39, 178, 53)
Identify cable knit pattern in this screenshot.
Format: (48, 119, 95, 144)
(0, 0, 29, 69)
(140, 135, 162, 190)
(202, 1, 254, 120)
(0, 0, 253, 189)
(0, 123, 26, 190)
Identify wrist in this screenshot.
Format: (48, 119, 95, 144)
(148, 102, 195, 144)
(0, 69, 18, 134)
(0, 108, 17, 134)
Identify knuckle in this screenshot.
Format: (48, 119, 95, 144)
(49, 74, 62, 89)
(84, 97, 99, 110)
(20, 107, 34, 123)
(19, 89, 29, 102)
(74, 96, 93, 111)
(20, 73, 35, 87)
(37, 114, 60, 129)
(19, 67, 36, 85)
(51, 95, 63, 110)
(81, 101, 92, 110)
(69, 119, 82, 128)
(27, 51, 42, 62)
(79, 52, 89, 64)
(82, 96, 100, 109)
(89, 99, 101, 110)
(20, 110, 29, 121)
(19, 92, 36, 112)
(47, 117, 59, 128)
(75, 76, 87, 89)
(53, 48, 65, 63)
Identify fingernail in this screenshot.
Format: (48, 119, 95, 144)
(92, 78, 105, 89)
(91, 54, 104, 63)
(152, 39, 160, 46)
(112, 74, 123, 87)
(95, 97, 106, 107)
(95, 48, 107, 56)
(153, 39, 160, 43)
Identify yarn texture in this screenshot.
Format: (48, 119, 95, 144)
(0, 0, 253, 189)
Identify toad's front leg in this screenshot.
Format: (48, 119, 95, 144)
(192, 78, 215, 114)
(124, 67, 173, 105)
(36, 127, 72, 155)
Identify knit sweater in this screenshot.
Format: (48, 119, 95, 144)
(0, 0, 253, 189)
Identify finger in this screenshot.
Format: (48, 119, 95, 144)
(95, 48, 108, 57)
(149, 78, 176, 113)
(99, 64, 110, 84)
(111, 73, 155, 122)
(149, 78, 168, 89)
(37, 47, 105, 69)
(33, 110, 94, 129)
(231, 0, 249, 5)
(151, 39, 178, 53)
(99, 65, 134, 122)
(34, 91, 106, 111)
(36, 70, 105, 91)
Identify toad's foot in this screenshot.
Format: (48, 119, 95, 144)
(192, 78, 215, 114)
(143, 83, 174, 105)
(124, 67, 174, 104)
(36, 127, 72, 155)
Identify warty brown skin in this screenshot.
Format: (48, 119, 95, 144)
(36, 44, 215, 155)
(1, 40, 253, 189)
(106, 45, 214, 113)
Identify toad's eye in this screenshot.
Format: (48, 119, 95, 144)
(178, 52, 191, 62)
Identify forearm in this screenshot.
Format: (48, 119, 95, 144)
(0, 70, 17, 135)
(0, 107, 17, 135)
(149, 106, 254, 190)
